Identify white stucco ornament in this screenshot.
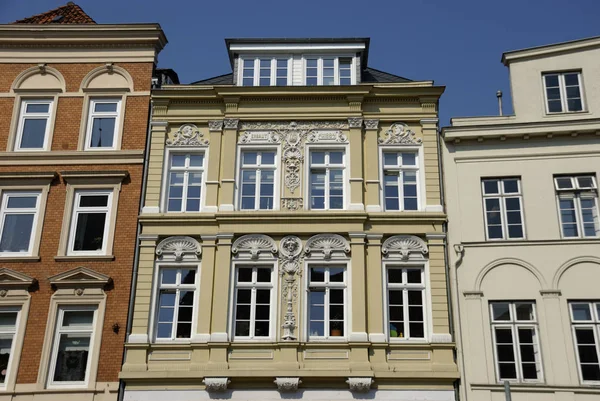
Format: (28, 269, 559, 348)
(232, 234, 278, 260)
(379, 122, 422, 145)
(346, 377, 373, 392)
(203, 377, 230, 392)
(156, 236, 202, 261)
(381, 235, 428, 261)
(274, 377, 301, 392)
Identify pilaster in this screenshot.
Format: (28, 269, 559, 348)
(540, 290, 571, 385)
(210, 234, 234, 340)
(363, 119, 381, 212)
(142, 121, 168, 213)
(366, 234, 384, 342)
(194, 235, 217, 342)
(218, 119, 238, 211)
(426, 232, 450, 335)
(348, 232, 367, 341)
(348, 118, 364, 211)
(129, 234, 159, 343)
(205, 121, 223, 213)
(420, 118, 442, 210)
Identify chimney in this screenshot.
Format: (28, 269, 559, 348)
(496, 90, 503, 116)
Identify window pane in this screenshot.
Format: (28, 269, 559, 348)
(242, 78, 253, 86)
(492, 303, 511, 321)
(171, 154, 186, 167)
(189, 154, 204, 167)
(388, 290, 403, 305)
(499, 363, 517, 380)
(329, 151, 344, 164)
(503, 179, 519, 194)
(483, 180, 499, 194)
(94, 102, 118, 112)
(401, 153, 416, 166)
(387, 269, 403, 284)
(73, 212, 106, 251)
(548, 100, 562, 113)
(556, 177, 574, 189)
(0, 337, 12, 384)
(181, 269, 196, 284)
(329, 268, 344, 282)
(261, 152, 275, 165)
(89, 117, 115, 148)
(237, 268, 252, 283)
(161, 269, 177, 284)
(79, 195, 108, 208)
(330, 289, 343, 304)
(581, 365, 600, 381)
(515, 303, 534, 321)
(20, 119, 47, 148)
(407, 269, 421, 284)
(0, 313, 17, 329)
(236, 288, 251, 304)
(310, 267, 325, 282)
(25, 103, 49, 113)
(256, 288, 271, 304)
(544, 75, 559, 87)
(256, 268, 271, 283)
(577, 176, 594, 189)
(235, 321, 250, 336)
(62, 311, 94, 328)
(53, 334, 90, 382)
(0, 214, 34, 252)
(311, 152, 325, 165)
(568, 99, 583, 112)
(384, 153, 398, 166)
(564, 73, 579, 86)
(409, 322, 424, 338)
(572, 304, 592, 321)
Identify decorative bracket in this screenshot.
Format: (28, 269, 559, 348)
(274, 377, 301, 392)
(346, 377, 373, 392)
(203, 377, 230, 392)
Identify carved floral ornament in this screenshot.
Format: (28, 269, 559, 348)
(279, 236, 303, 341)
(156, 236, 202, 261)
(305, 234, 351, 260)
(379, 122, 422, 145)
(203, 377, 230, 392)
(231, 234, 278, 260)
(346, 377, 373, 392)
(166, 124, 209, 147)
(274, 377, 301, 392)
(381, 235, 428, 261)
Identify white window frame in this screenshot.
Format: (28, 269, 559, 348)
(305, 263, 348, 342)
(0, 191, 41, 257)
(163, 151, 207, 213)
(302, 55, 356, 86)
(542, 71, 586, 114)
(14, 99, 53, 151)
(489, 301, 543, 383)
(230, 263, 276, 341)
(380, 149, 422, 211)
(84, 98, 122, 151)
(47, 305, 97, 388)
(238, 56, 292, 86)
(236, 148, 279, 211)
(481, 177, 526, 240)
(306, 146, 348, 211)
(0, 306, 21, 390)
(554, 175, 599, 239)
(152, 266, 199, 342)
(66, 189, 113, 256)
(384, 265, 427, 341)
(569, 301, 600, 384)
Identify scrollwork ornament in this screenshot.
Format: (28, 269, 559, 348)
(156, 236, 202, 261)
(223, 118, 239, 129)
(348, 117, 363, 128)
(274, 377, 302, 392)
(203, 377, 230, 392)
(231, 234, 277, 260)
(364, 119, 379, 130)
(279, 236, 303, 340)
(379, 122, 422, 145)
(208, 120, 223, 132)
(281, 198, 303, 211)
(346, 377, 373, 392)
(381, 235, 428, 261)
(166, 124, 209, 147)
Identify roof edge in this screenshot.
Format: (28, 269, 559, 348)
(502, 35, 600, 65)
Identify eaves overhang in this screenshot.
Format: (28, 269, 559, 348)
(501, 35, 600, 66)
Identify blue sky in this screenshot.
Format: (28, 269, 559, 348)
(1, 0, 599, 125)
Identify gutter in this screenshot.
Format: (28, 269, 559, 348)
(118, 97, 154, 401)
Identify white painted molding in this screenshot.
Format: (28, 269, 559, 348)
(141, 206, 160, 214)
(219, 204, 234, 211)
(431, 333, 453, 343)
(381, 235, 428, 261)
(166, 124, 209, 147)
(274, 377, 301, 392)
(305, 234, 350, 260)
(232, 234, 278, 260)
(150, 120, 169, 127)
(348, 332, 368, 342)
(348, 203, 365, 211)
(366, 205, 382, 212)
(209, 332, 228, 342)
(369, 333, 386, 342)
(203, 377, 230, 392)
(346, 377, 373, 392)
(191, 333, 210, 343)
(425, 233, 447, 240)
(420, 118, 439, 125)
(156, 236, 201, 261)
(425, 205, 444, 212)
(203, 205, 218, 213)
(379, 122, 422, 145)
(127, 334, 149, 344)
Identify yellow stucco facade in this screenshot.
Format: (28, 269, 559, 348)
(121, 75, 457, 400)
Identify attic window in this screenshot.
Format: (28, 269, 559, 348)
(51, 15, 64, 23)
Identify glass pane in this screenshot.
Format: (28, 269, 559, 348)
(261, 152, 275, 165)
(20, 119, 47, 148)
(79, 195, 108, 208)
(572, 304, 592, 321)
(243, 78, 253, 86)
(388, 290, 403, 305)
(401, 153, 416, 166)
(89, 117, 115, 148)
(546, 87, 561, 100)
(309, 321, 324, 337)
(507, 225, 524, 239)
(581, 364, 600, 381)
(189, 154, 204, 167)
(0, 313, 17, 329)
(156, 322, 172, 338)
(544, 75, 559, 87)
(256, 268, 271, 283)
(310, 267, 325, 282)
(555, 177, 574, 189)
(256, 289, 270, 304)
(407, 291, 422, 306)
(306, 77, 318, 86)
(499, 363, 517, 380)
(25, 103, 49, 113)
(387, 269, 403, 284)
(277, 59, 287, 68)
(503, 179, 519, 194)
(409, 306, 424, 322)
(236, 288, 251, 304)
(6, 195, 37, 209)
(564, 73, 579, 86)
(254, 321, 269, 337)
(576, 328, 596, 345)
(236, 305, 251, 320)
(311, 152, 325, 165)
(307, 59, 318, 68)
(62, 311, 94, 328)
(407, 269, 421, 284)
(242, 152, 257, 165)
(72, 212, 106, 251)
(167, 199, 182, 212)
(483, 180, 499, 194)
(237, 268, 252, 283)
(548, 100, 562, 113)
(566, 86, 581, 99)
(0, 337, 12, 384)
(53, 334, 90, 382)
(186, 199, 200, 212)
(235, 321, 250, 336)
(409, 322, 424, 338)
(176, 322, 191, 338)
(329, 268, 344, 282)
(515, 303, 534, 321)
(171, 154, 186, 167)
(492, 303, 511, 321)
(384, 152, 398, 166)
(94, 102, 118, 112)
(243, 59, 254, 68)
(0, 214, 34, 252)
(329, 151, 343, 164)
(577, 176, 594, 189)
(330, 289, 344, 304)
(161, 269, 177, 284)
(181, 269, 196, 284)
(567, 98, 583, 112)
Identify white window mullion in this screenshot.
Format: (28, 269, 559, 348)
(513, 325, 524, 381)
(255, 169, 261, 210)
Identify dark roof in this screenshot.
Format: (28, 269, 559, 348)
(191, 67, 411, 85)
(12, 2, 96, 24)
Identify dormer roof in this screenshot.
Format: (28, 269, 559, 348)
(12, 2, 96, 24)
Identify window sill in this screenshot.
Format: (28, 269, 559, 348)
(545, 110, 589, 117)
(0, 256, 40, 262)
(54, 255, 115, 262)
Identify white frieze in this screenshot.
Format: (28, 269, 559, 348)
(381, 235, 428, 261)
(305, 234, 350, 260)
(231, 234, 277, 260)
(238, 130, 281, 144)
(166, 124, 209, 147)
(155, 236, 201, 261)
(379, 122, 422, 145)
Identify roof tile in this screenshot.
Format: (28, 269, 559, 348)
(12, 2, 96, 24)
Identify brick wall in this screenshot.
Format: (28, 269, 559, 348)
(0, 62, 153, 384)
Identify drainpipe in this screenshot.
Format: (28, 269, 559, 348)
(452, 243, 467, 401)
(117, 97, 154, 401)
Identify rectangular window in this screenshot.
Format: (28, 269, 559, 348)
(482, 178, 525, 240)
(239, 150, 276, 210)
(383, 151, 419, 211)
(307, 266, 346, 339)
(166, 153, 204, 212)
(48, 306, 96, 386)
(570, 301, 600, 382)
(386, 267, 425, 340)
(543, 72, 584, 113)
(305, 56, 354, 86)
(240, 58, 289, 86)
(555, 175, 598, 238)
(233, 265, 273, 339)
(0, 307, 19, 386)
(490, 302, 542, 382)
(15, 99, 53, 150)
(0, 191, 41, 255)
(309, 150, 345, 210)
(85, 98, 121, 150)
(155, 268, 197, 340)
(68, 189, 112, 255)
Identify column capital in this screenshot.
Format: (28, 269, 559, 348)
(223, 118, 239, 130)
(363, 119, 379, 130)
(348, 117, 363, 128)
(208, 120, 224, 132)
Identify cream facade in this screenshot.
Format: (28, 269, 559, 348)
(443, 36, 600, 401)
(121, 38, 458, 400)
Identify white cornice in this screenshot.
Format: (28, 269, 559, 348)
(229, 43, 366, 52)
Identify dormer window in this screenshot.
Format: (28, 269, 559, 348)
(543, 72, 584, 113)
(240, 57, 289, 86)
(305, 56, 354, 86)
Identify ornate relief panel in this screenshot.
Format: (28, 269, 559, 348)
(279, 236, 303, 340)
(166, 124, 209, 147)
(305, 234, 351, 260)
(156, 236, 202, 262)
(231, 234, 277, 260)
(381, 235, 428, 261)
(379, 122, 422, 145)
